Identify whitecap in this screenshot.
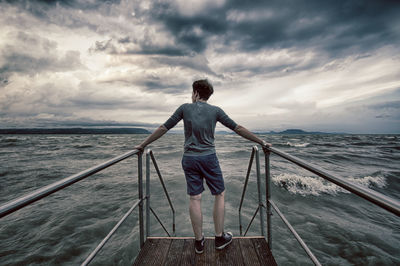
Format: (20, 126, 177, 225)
(347, 175, 387, 189)
(273, 173, 387, 196)
(286, 142, 310, 147)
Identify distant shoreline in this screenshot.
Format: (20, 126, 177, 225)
(0, 128, 150, 134)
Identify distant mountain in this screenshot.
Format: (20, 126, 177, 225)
(0, 128, 150, 134)
(278, 129, 330, 134)
(256, 129, 334, 134)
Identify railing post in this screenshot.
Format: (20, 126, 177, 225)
(255, 147, 265, 236)
(137, 153, 144, 247)
(145, 150, 151, 239)
(265, 149, 272, 250)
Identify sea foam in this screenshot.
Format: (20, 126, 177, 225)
(273, 173, 387, 196)
(286, 142, 310, 147)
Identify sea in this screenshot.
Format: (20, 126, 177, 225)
(0, 133, 399, 265)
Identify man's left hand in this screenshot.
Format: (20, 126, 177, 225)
(134, 145, 144, 153)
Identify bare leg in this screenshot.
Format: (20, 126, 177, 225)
(189, 194, 203, 240)
(213, 191, 225, 237)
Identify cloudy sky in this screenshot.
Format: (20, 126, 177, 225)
(0, 0, 399, 133)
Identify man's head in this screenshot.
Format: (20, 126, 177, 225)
(192, 79, 214, 101)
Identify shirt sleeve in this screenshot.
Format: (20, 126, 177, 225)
(216, 107, 238, 131)
(163, 104, 184, 130)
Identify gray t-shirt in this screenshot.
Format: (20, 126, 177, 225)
(163, 102, 238, 156)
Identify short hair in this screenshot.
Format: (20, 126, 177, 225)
(192, 79, 214, 100)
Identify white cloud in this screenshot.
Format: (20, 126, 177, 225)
(173, 0, 226, 17)
(226, 9, 276, 23)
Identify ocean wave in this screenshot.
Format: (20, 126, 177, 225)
(1, 138, 18, 143)
(0, 143, 18, 147)
(313, 143, 344, 148)
(286, 142, 310, 147)
(0, 138, 20, 147)
(273, 173, 386, 196)
(73, 144, 93, 149)
(351, 142, 376, 146)
(0, 170, 8, 177)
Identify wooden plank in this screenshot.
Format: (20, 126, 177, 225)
(157, 239, 172, 265)
(251, 238, 277, 266)
(215, 239, 244, 266)
(133, 237, 278, 266)
(239, 238, 261, 266)
(180, 239, 196, 266)
(133, 238, 171, 266)
(133, 239, 154, 266)
(164, 238, 185, 266)
(203, 239, 215, 266)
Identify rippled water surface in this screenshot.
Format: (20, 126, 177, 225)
(0, 134, 399, 265)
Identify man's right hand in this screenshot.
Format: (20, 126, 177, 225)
(261, 140, 272, 151)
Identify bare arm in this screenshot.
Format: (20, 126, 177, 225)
(134, 125, 168, 152)
(234, 125, 271, 147)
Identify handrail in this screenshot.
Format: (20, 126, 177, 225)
(269, 200, 321, 266)
(239, 145, 321, 265)
(238, 147, 255, 216)
(0, 149, 140, 218)
(266, 147, 400, 216)
(238, 146, 265, 236)
(1, 147, 177, 265)
(146, 149, 176, 237)
(0, 149, 144, 265)
(81, 199, 142, 266)
(261, 145, 400, 266)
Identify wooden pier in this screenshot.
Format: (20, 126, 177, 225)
(133, 236, 277, 266)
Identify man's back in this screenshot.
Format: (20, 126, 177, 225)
(163, 102, 237, 155)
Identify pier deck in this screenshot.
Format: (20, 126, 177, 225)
(133, 236, 277, 266)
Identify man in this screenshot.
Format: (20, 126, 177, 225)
(135, 79, 271, 254)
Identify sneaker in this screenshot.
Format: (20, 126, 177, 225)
(215, 232, 233, 250)
(195, 236, 205, 254)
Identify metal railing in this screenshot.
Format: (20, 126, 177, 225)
(239, 145, 400, 266)
(0, 150, 141, 219)
(146, 149, 176, 237)
(0, 148, 175, 265)
(238, 146, 265, 236)
(267, 147, 400, 216)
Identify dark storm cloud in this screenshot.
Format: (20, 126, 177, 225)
(153, 55, 219, 77)
(3, 0, 117, 19)
(369, 101, 400, 110)
(0, 113, 159, 128)
(0, 31, 82, 83)
(90, 37, 186, 56)
(90, 39, 116, 53)
(1, 0, 135, 36)
(65, 96, 168, 111)
(345, 96, 400, 122)
(150, 0, 400, 58)
(57, 120, 159, 128)
(369, 100, 400, 120)
(83, 0, 400, 78)
(98, 72, 189, 94)
(152, 6, 227, 54)
(6, 0, 400, 60)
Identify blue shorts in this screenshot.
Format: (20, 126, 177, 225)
(181, 153, 225, 196)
